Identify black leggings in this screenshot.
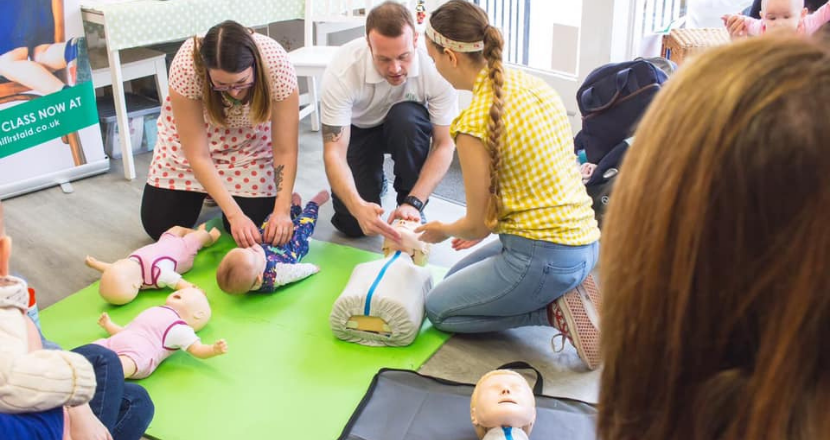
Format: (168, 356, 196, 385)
(140, 184, 275, 240)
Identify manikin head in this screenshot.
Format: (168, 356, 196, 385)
(382, 220, 430, 266)
(99, 259, 143, 305)
(470, 370, 536, 439)
(164, 287, 212, 331)
(366, 1, 419, 86)
(762, 0, 807, 33)
(216, 245, 267, 294)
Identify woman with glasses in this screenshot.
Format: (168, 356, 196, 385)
(140, 20, 300, 248)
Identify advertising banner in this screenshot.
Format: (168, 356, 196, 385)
(0, 0, 108, 199)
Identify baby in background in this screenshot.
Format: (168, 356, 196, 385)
(216, 190, 329, 295)
(723, 0, 830, 37)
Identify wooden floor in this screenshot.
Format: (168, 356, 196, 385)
(3, 121, 600, 415)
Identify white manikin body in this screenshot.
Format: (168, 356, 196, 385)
(330, 220, 434, 346)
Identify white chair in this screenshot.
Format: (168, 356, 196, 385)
(289, 0, 414, 132)
(89, 47, 169, 105)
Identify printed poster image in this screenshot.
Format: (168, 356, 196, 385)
(0, 0, 108, 199)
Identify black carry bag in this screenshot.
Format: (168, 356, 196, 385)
(574, 58, 668, 164)
(338, 362, 597, 440)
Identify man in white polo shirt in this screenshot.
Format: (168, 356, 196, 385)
(321, 1, 458, 242)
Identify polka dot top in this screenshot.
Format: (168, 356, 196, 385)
(147, 32, 298, 197)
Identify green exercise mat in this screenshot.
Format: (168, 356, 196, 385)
(40, 227, 450, 440)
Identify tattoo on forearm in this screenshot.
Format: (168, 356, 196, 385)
(322, 124, 344, 143)
(274, 164, 285, 194)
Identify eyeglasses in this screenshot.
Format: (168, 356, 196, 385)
(208, 65, 256, 92)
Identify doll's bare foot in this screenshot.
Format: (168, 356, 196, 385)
(207, 227, 221, 244)
(291, 192, 301, 206)
(310, 190, 330, 206)
(167, 225, 196, 237)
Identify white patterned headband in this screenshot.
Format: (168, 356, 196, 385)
(425, 19, 485, 52)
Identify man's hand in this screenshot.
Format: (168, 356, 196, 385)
(227, 212, 262, 248)
(354, 202, 401, 243)
(263, 211, 293, 246)
(387, 204, 421, 224)
(451, 237, 484, 251)
(415, 221, 450, 244)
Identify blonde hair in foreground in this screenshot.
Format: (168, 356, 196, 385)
(598, 35, 830, 440)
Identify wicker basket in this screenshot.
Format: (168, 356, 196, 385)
(662, 28, 730, 65)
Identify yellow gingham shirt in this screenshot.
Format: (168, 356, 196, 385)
(451, 68, 600, 245)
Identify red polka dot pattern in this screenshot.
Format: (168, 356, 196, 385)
(146, 33, 296, 198)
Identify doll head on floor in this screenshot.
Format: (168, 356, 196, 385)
(382, 219, 430, 266)
(164, 287, 212, 331)
(98, 258, 143, 304)
(471, 370, 537, 440)
(216, 245, 267, 294)
(216, 245, 319, 295)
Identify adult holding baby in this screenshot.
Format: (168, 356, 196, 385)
(141, 20, 300, 249)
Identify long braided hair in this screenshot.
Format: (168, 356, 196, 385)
(429, 0, 505, 229)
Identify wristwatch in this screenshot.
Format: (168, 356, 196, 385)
(402, 195, 428, 212)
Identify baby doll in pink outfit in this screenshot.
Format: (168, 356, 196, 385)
(85, 224, 221, 305)
(93, 287, 227, 379)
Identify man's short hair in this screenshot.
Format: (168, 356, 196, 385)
(366, 1, 415, 38)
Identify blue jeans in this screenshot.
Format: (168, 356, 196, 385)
(425, 235, 599, 333)
(72, 344, 154, 440)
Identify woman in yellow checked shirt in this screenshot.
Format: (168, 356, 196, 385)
(415, 0, 602, 369)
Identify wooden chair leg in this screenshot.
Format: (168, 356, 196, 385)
(61, 131, 87, 166)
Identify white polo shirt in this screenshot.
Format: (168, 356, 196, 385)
(320, 37, 458, 129)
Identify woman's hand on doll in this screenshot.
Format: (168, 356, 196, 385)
(415, 221, 450, 244)
(263, 211, 293, 247)
(227, 212, 262, 248)
(212, 339, 228, 355)
(451, 237, 484, 251)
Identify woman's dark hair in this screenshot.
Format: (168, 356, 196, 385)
(193, 20, 271, 125)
